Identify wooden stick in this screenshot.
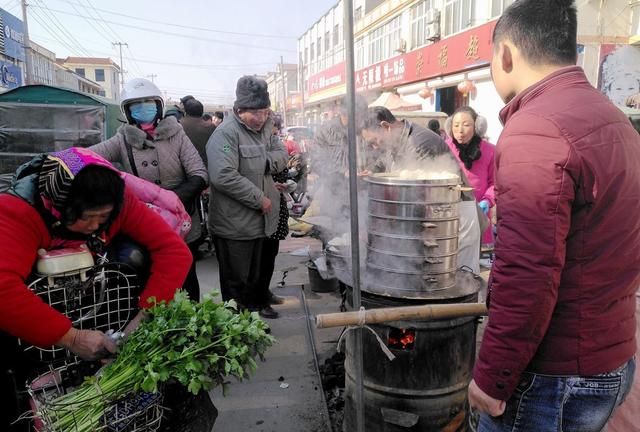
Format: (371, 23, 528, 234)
(315, 303, 488, 328)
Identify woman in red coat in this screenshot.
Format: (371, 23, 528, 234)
(0, 147, 191, 431)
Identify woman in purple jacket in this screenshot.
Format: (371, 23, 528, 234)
(445, 107, 495, 245)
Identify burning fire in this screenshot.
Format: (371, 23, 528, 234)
(387, 328, 416, 350)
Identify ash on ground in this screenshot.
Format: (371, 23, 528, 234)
(318, 351, 346, 432)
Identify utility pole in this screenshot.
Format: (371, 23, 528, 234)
(21, 0, 33, 85)
(146, 74, 157, 83)
(299, 58, 306, 126)
(112, 42, 128, 88)
(280, 56, 288, 128)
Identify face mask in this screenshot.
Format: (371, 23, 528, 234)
(129, 101, 158, 124)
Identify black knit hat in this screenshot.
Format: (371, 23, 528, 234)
(234, 76, 271, 110)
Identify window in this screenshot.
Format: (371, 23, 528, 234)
(444, 0, 475, 36)
(333, 24, 340, 46)
(304, 47, 309, 65)
(317, 37, 322, 58)
(310, 43, 315, 62)
(95, 68, 105, 82)
(491, 0, 514, 17)
(355, 37, 365, 69)
(113, 71, 117, 83)
(411, 0, 435, 49)
(355, 6, 362, 21)
(367, 16, 401, 66)
(75, 68, 85, 77)
(325, 31, 331, 52)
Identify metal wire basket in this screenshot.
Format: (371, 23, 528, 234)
(20, 258, 163, 431)
(27, 359, 163, 432)
(20, 262, 141, 364)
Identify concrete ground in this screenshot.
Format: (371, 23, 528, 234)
(197, 237, 343, 432)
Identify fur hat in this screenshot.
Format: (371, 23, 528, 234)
(234, 76, 271, 110)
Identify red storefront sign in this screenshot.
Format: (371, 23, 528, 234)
(308, 62, 346, 97)
(306, 20, 497, 98)
(356, 20, 496, 92)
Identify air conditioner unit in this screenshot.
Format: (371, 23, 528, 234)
(425, 22, 441, 42)
(395, 39, 407, 53)
(425, 9, 441, 24)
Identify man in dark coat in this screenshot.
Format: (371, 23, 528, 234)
(181, 98, 215, 166)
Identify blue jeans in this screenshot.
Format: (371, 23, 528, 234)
(479, 358, 636, 432)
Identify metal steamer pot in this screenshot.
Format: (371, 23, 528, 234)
(364, 173, 463, 298)
(367, 174, 461, 220)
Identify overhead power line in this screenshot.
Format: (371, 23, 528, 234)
(30, 33, 276, 72)
(30, 8, 87, 57)
(32, 0, 93, 57)
(52, 0, 296, 40)
(30, 4, 296, 53)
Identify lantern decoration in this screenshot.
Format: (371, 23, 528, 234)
(457, 79, 476, 96)
(418, 86, 433, 99)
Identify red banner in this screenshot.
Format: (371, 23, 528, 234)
(356, 20, 497, 91)
(304, 20, 498, 98)
(307, 62, 346, 96)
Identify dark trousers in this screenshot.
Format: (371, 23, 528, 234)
(183, 243, 200, 301)
(258, 238, 280, 296)
(213, 236, 268, 308)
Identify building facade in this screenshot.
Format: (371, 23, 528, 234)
(0, 8, 25, 93)
(54, 63, 103, 96)
(266, 63, 299, 126)
(29, 42, 56, 86)
(297, 0, 638, 142)
(59, 57, 121, 100)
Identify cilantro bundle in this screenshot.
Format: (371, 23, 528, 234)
(38, 291, 274, 432)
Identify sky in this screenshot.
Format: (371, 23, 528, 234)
(0, 0, 336, 105)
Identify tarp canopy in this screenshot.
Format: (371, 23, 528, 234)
(368, 92, 421, 111)
(0, 85, 123, 173)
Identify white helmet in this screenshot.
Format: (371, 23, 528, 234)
(120, 78, 164, 123)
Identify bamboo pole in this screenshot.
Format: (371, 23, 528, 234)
(316, 303, 488, 329)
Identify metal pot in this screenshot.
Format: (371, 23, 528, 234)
(368, 215, 459, 238)
(364, 265, 457, 296)
(368, 232, 458, 256)
(325, 247, 352, 285)
(368, 200, 459, 220)
(367, 248, 457, 274)
(369, 182, 460, 204)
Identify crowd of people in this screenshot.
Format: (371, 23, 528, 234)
(1, 0, 639, 430)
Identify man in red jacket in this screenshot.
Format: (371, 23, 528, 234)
(468, 1, 640, 431)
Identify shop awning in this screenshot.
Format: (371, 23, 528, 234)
(368, 91, 421, 111)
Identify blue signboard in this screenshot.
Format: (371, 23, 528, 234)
(0, 60, 22, 89)
(0, 8, 25, 62)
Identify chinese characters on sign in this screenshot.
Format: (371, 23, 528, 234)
(466, 35, 480, 60)
(306, 21, 496, 99)
(438, 45, 448, 68)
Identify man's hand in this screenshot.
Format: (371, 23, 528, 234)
(57, 327, 117, 361)
(468, 379, 506, 417)
(261, 197, 272, 214)
(274, 183, 287, 192)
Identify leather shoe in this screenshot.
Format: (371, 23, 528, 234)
(259, 306, 279, 319)
(269, 292, 285, 305)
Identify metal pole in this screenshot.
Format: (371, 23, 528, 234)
(146, 74, 157, 83)
(299, 58, 306, 126)
(21, 0, 33, 85)
(280, 56, 288, 128)
(343, 1, 365, 431)
(112, 42, 128, 88)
